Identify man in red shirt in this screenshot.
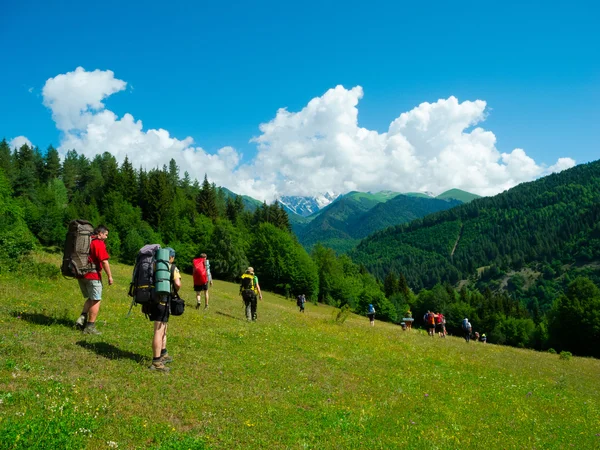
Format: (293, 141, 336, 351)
(74, 225, 114, 334)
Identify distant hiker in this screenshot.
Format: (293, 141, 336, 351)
(404, 309, 413, 330)
(148, 247, 181, 372)
(297, 294, 306, 312)
(74, 225, 113, 335)
(474, 331, 480, 342)
(435, 312, 446, 338)
(462, 318, 472, 343)
(479, 333, 487, 343)
(401, 322, 407, 331)
(424, 311, 435, 337)
(192, 253, 213, 310)
(368, 304, 376, 326)
(240, 267, 262, 321)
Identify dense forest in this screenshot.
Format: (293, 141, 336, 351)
(1, 138, 599, 357)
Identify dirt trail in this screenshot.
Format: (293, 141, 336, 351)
(450, 224, 463, 259)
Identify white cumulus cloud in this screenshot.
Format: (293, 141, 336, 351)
(42, 68, 575, 201)
(9, 136, 33, 150)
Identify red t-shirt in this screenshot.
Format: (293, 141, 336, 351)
(84, 238, 110, 281)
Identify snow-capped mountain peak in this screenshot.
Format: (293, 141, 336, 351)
(279, 192, 340, 217)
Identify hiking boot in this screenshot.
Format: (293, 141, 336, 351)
(149, 361, 170, 373)
(82, 326, 101, 335)
(204, 304, 209, 310)
(160, 353, 173, 364)
(75, 314, 87, 330)
(195, 302, 201, 310)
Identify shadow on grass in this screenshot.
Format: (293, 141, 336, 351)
(11, 311, 74, 328)
(76, 341, 146, 363)
(215, 311, 245, 322)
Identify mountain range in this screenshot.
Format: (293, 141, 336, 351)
(288, 189, 479, 253)
(221, 185, 481, 254)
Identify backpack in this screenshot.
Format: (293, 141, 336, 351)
(297, 295, 303, 306)
(435, 314, 443, 325)
(128, 244, 161, 305)
(192, 257, 208, 285)
(241, 273, 255, 291)
(428, 313, 435, 325)
(368, 304, 375, 314)
(61, 219, 97, 278)
(462, 319, 470, 331)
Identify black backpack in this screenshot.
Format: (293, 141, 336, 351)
(61, 219, 96, 278)
(128, 244, 161, 305)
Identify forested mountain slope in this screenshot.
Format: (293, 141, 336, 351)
(351, 160, 600, 291)
(299, 192, 462, 253)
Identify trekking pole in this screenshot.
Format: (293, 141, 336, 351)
(126, 297, 136, 318)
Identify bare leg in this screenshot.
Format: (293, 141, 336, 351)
(86, 300, 101, 322)
(204, 290, 210, 307)
(153, 321, 166, 358)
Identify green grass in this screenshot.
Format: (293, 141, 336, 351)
(1, 253, 599, 449)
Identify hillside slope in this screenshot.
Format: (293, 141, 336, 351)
(1, 255, 599, 448)
(299, 192, 461, 253)
(351, 160, 600, 291)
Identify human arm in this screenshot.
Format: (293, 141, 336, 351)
(173, 267, 181, 292)
(255, 276, 262, 300)
(101, 260, 114, 285)
(207, 260, 213, 286)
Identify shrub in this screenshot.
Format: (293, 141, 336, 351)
(547, 348, 557, 354)
(559, 351, 572, 360)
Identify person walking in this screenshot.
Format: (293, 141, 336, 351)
(240, 267, 262, 321)
(297, 294, 306, 312)
(74, 225, 113, 335)
(462, 318, 472, 343)
(148, 248, 181, 373)
(367, 304, 376, 326)
(193, 253, 213, 310)
(424, 311, 435, 337)
(435, 312, 446, 338)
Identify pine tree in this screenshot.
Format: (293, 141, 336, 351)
(42, 145, 61, 183)
(197, 174, 218, 220)
(118, 156, 138, 205)
(0, 139, 13, 182)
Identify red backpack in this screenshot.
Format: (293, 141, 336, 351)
(192, 257, 208, 285)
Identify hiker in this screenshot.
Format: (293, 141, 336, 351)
(297, 294, 306, 312)
(474, 331, 480, 342)
(401, 322, 407, 331)
(479, 333, 487, 343)
(424, 311, 435, 337)
(74, 225, 113, 335)
(462, 318, 472, 343)
(404, 309, 413, 330)
(193, 253, 213, 310)
(148, 247, 181, 372)
(367, 304, 376, 326)
(240, 267, 262, 321)
(435, 312, 446, 338)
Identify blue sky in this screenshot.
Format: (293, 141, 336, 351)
(1, 0, 598, 199)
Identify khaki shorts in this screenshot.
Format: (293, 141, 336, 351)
(78, 279, 103, 301)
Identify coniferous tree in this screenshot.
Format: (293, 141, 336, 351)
(0, 139, 13, 182)
(197, 174, 218, 220)
(118, 156, 138, 205)
(42, 145, 61, 183)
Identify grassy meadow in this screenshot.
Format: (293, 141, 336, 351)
(1, 253, 599, 449)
